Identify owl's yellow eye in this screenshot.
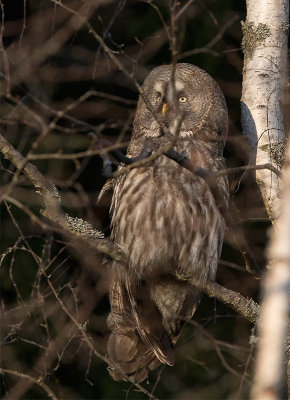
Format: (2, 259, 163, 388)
(178, 96, 187, 103)
(155, 92, 162, 101)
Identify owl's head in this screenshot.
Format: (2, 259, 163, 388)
(133, 63, 228, 145)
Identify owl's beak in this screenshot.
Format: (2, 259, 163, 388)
(162, 103, 169, 116)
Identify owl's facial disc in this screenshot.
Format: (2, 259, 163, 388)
(134, 63, 227, 141)
(151, 80, 188, 121)
(157, 81, 191, 134)
(140, 66, 214, 134)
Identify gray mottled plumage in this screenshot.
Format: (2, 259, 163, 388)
(107, 63, 229, 382)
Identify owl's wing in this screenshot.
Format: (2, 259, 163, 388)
(124, 277, 175, 365)
(96, 178, 114, 204)
(107, 272, 202, 382)
(97, 137, 150, 206)
(107, 272, 174, 382)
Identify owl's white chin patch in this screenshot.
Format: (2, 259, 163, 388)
(142, 119, 190, 137)
(141, 121, 161, 136)
(168, 120, 190, 137)
(150, 120, 159, 131)
(179, 129, 191, 137)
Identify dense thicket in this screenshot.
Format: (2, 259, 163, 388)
(0, 1, 271, 398)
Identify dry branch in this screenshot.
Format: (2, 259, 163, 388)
(0, 133, 125, 263)
(45, 274, 158, 400)
(0, 1, 266, 398)
(10, 3, 97, 87)
(0, 368, 58, 400)
(0, 133, 260, 325)
(198, 280, 259, 324)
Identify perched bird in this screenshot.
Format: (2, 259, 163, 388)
(106, 63, 229, 382)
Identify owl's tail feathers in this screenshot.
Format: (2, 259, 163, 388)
(107, 278, 174, 382)
(107, 329, 161, 382)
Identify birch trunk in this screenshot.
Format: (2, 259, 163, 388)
(241, 1, 289, 398)
(251, 137, 290, 400)
(241, 0, 288, 220)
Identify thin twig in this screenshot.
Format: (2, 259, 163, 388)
(46, 275, 159, 400)
(219, 163, 281, 179)
(49, 0, 172, 138)
(0, 368, 58, 400)
(27, 141, 130, 161)
(178, 14, 239, 60)
(0, 134, 261, 326)
(113, 113, 184, 178)
(0, 133, 125, 263)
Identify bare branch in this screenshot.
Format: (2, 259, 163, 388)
(11, 3, 97, 87)
(218, 163, 281, 179)
(45, 274, 159, 400)
(113, 113, 184, 178)
(0, 368, 58, 400)
(0, 133, 125, 263)
(27, 141, 131, 161)
(0, 133, 260, 326)
(178, 14, 239, 60)
(195, 280, 260, 323)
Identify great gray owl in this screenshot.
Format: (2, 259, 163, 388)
(106, 63, 229, 382)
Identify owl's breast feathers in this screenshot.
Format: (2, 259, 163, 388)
(111, 138, 228, 282)
(107, 140, 228, 382)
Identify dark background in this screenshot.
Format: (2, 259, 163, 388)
(0, 1, 270, 398)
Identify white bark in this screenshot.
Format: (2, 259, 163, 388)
(241, 0, 288, 220)
(251, 138, 290, 400)
(242, 1, 289, 398)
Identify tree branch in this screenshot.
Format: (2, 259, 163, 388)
(0, 368, 58, 400)
(0, 134, 260, 325)
(0, 134, 125, 263)
(195, 280, 260, 323)
(45, 274, 158, 400)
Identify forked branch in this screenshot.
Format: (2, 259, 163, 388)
(0, 133, 260, 324)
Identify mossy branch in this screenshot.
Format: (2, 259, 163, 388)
(0, 134, 260, 324)
(0, 134, 125, 263)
